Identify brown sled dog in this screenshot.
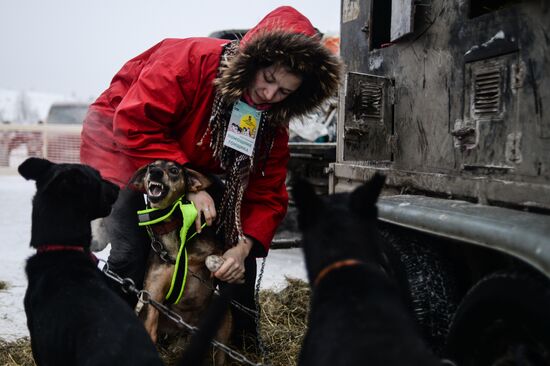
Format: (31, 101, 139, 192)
(129, 160, 231, 365)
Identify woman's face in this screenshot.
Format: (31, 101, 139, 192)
(247, 64, 303, 105)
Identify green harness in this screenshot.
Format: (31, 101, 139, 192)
(137, 196, 202, 304)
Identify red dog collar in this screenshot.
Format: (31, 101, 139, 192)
(37, 245, 85, 253)
(37, 245, 98, 264)
(313, 259, 366, 287)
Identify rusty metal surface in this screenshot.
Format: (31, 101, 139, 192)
(336, 0, 550, 212)
(331, 163, 550, 210)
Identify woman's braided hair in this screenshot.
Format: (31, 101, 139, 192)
(199, 41, 276, 248)
(201, 30, 341, 248)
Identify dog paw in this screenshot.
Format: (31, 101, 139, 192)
(205, 255, 224, 272)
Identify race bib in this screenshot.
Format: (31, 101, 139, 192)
(223, 100, 263, 156)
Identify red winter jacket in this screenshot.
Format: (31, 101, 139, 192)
(80, 6, 319, 253)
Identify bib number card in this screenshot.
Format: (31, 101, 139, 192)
(223, 100, 263, 156)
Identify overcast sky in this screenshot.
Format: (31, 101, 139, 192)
(0, 0, 341, 101)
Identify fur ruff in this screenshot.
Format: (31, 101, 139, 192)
(216, 30, 342, 125)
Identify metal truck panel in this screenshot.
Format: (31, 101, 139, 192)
(335, 0, 550, 213)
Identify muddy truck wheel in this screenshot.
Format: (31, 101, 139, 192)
(445, 271, 550, 366)
(380, 226, 460, 356)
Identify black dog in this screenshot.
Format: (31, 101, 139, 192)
(19, 157, 163, 366)
(293, 174, 441, 366)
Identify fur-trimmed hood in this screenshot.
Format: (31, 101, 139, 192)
(215, 6, 342, 125)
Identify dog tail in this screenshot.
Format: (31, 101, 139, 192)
(176, 284, 236, 365)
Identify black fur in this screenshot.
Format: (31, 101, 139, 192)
(294, 174, 441, 366)
(19, 157, 163, 366)
(177, 284, 237, 365)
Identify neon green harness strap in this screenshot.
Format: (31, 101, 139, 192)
(137, 196, 199, 304)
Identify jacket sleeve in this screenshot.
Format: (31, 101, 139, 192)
(111, 56, 194, 171)
(240, 127, 290, 256)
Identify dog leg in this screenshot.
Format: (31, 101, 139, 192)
(140, 264, 174, 343)
(178, 284, 235, 366)
(212, 309, 233, 366)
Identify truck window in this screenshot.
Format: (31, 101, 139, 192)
(370, 0, 415, 49)
(370, 0, 392, 50)
(46, 104, 88, 125)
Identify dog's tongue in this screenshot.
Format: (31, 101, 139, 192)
(151, 186, 163, 197)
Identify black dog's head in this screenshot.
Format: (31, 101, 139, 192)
(293, 173, 386, 285)
(129, 160, 212, 209)
(18, 157, 120, 249)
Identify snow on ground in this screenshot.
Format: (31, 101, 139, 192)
(0, 174, 307, 341)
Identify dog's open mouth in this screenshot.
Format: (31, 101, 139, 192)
(146, 181, 167, 202)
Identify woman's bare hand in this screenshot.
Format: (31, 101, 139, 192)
(187, 190, 216, 233)
(214, 236, 253, 284)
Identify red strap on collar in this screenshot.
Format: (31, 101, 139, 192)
(313, 259, 365, 287)
(37, 245, 85, 253)
(37, 245, 98, 264)
(150, 216, 183, 236)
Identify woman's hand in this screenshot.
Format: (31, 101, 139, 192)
(187, 190, 216, 233)
(214, 236, 254, 284)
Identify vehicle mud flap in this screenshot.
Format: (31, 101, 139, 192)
(444, 270, 550, 366)
(380, 225, 460, 356)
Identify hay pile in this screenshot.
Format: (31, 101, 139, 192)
(0, 338, 34, 366)
(254, 278, 310, 366)
(0, 278, 310, 366)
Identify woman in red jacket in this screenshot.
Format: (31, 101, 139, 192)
(81, 6, 341, 344)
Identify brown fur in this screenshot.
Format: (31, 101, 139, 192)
(129, 160, 232, 365)
(216, 31, 343, 126)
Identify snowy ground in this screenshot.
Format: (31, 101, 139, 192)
(0, 174, 307, 341)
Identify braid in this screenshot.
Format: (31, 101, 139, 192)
(199, 41, 277, 248)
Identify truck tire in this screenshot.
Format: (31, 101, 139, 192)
(381, 228, 459, 356)
(445, 271, 550, 366)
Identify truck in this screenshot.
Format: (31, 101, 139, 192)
(333, 0, 550, 363)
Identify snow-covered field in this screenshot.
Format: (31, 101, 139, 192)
(0, 173, 307, 341)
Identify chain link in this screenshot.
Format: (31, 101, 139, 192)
(186, 269, 259, 319)
(254, 257, 269, 363)
(147, 227, 176, 264)
(146, 225, 258, 318)
(98, 259, 265, 366)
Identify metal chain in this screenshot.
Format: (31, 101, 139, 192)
(146, 227, 176, 264)
(98, 259, 265, 366)
(254, 257, 269, 363)
(186, 258, 270, 363)
(186, 269, 259, 319)
(145, 221, 259, 319)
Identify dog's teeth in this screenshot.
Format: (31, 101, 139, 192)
(147, 182, 164, 197)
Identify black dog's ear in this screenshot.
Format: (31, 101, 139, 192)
(18, 157, 53, 182)
(127, 164, 148, 192)
(293, 178, 324, 230)
(349, 173, 386, 217)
